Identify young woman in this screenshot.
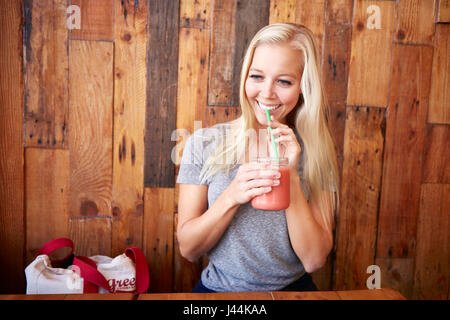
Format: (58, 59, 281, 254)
(176, 23, 339, 292)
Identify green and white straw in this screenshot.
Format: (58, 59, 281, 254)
(265, 109, 279, 165)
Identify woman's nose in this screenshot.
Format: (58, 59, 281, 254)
(261, 80, 275, 98)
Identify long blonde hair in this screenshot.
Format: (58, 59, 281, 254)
(200, 23, 339, 232)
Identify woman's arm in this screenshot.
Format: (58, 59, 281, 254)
(285, 172, 334, 273)
(269, 119, 334, 273)
(177, 183, 239, 262)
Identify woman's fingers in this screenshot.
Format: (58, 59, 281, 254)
(249, 186, 272, 198)
(234, 162, 280, 201)
(246, 177, 279, 189)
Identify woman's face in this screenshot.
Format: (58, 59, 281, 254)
(245, 43, 303, 128)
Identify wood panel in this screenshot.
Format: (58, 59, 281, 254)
(206, 107, 241, 127)
(207, 0, 236, 106)
(324, 0, 353, 24)
(269, 0, 297, 24)
(23, 0, 68, 148)
(334, 106, 385, 290)
(0, 0, 25, 294)
(144, 188, 174, 293)
(295, 0, 325, 57)
(437, 0, 450, 22)
(112, 0, 148, 255)
(25, 149, 70, 264)
(321, 23, 352, 174)
(144, 0, 179, 187)
(176, 27, 209, 134)
(394, 0, 435, 45)
(69, 0, 115, 41)
(336, 288, 406, 300)
(428, 24, 450, 124)
(375, 257, 415, 298)
(232, 0, 270, 106)
(69, 216, 112, 257)
(376, 44, 433, 298)
(180, 0, 210, 29)
(422, 124, 450, 184)
(412, 184, 449, 299)
(347, 0, 395, 107)
(377, 44, 433, 258)
(68, 40, 113, 218)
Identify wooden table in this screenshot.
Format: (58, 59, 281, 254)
(0, 288, 405, 300)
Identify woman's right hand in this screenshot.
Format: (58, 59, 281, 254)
(225, 161, 281, 207)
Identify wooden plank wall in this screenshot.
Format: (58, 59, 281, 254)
(0, 0, 448, 299)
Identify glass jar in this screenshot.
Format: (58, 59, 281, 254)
(251, 157, 290, 211)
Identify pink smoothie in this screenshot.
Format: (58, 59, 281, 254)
(251, 167, 290, 211)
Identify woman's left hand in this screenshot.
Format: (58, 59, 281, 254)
(268, 120, 301, 172)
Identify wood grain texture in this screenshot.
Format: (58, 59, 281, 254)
(377, 44, 433, 260)
(321, 23, 352, 174)
(325, 0, 353, 24)
(112, 0, 148, 255)
(232, 0, 270, 107)
(295, 0, 325, 57)
(69, 216, 112, 257)
(145, 0, 179, 187)
(176, 27, 208, 134)
(143, 188, 174, 293)
(334, 106, 385, 291)
(412, 184, 449, 299)
(428, 24, 450, 124)
(394, 0, 435, 45)
(0, 0, 25, 294)
(347, 0, 395, 107)
(437, 0, 450, 22)
(207, 0, 236, 106)
(271, 290, 340, 300)
(206, 107, 241, 128)
(25, 149, 70, 264)
(69, 40, 113, 218)
(422, 124, 450, 184)
(374, 257, 415, 299)
(69, 0, 115, 41)
(23, 0, 68, 148)
(269, 0, 297, 24)
(180, 0, 210, 29)
(336, 288, 406, 300)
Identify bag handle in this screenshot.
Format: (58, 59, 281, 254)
(73, 256, 112, 293)
(36, 238, 74, 268)
(125, 247, 150, 294)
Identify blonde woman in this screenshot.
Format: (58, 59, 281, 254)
(176, 23, 339, 292)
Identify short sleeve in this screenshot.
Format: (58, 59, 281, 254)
(176, 130, 207, 185)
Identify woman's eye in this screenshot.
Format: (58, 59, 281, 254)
(278, 79, 292, 86)
(249, 74, 263, 80)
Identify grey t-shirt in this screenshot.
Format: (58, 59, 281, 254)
(176, 123, 309, 292)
